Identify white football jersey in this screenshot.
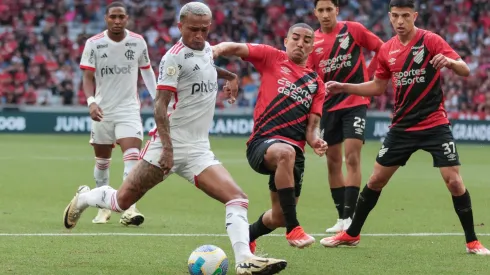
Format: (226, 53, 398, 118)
(151, 40, 218, 145)
(80, 30, 151, 120)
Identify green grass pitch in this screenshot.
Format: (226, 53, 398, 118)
(0, 135, 489, 274)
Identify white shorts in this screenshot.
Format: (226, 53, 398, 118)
(89, 115, 143, 145)
(140, 136, 221, 184)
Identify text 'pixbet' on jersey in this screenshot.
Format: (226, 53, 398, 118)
(100, 65, 134, 77)
(277, 77, 314, 108)
(191, 80, 219, 95)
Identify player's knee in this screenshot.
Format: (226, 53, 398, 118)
(326, 150, 343, 172)
(367, 172, 389, 191)
(275, 146, 296, 166)
(444, 173, 465, 195)
(344, 151, 360, 169)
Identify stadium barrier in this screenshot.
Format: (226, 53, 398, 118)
(0, 111, 489, 144)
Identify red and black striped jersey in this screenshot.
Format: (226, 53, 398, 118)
(307, 21, 383, 112)
(375, 28, 461, 132)
(243, 44, 326, 151)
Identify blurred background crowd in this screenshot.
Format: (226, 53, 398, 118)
(0, 0, 489, 119)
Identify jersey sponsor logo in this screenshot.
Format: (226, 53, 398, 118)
(314, 39, 324, 45)
(89, 49, 95, 64)
(100, 65, 134, 77)
(389, 49, 400, 55)
(191, 80, 219, 95)
(318, 53, 353, 73)
(125, 42, 137, 47)
(393, 68, 426, 87)
(97, 44, 108, 49)
(277, 77, 314, 108)
(184, 52, 194, 59)
(142, 49, 149, 63)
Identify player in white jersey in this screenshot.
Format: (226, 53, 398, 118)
(64, 2, 287, 274)
(78, 2, 157, 226)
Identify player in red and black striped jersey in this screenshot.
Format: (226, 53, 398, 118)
(307, 0, 384, 234)
(213, 23, 328, 251)
(320, 0, 490, 255)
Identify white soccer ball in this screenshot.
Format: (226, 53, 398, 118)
(188, 245, 228, 275)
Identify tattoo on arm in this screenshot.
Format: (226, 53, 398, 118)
(306, 114, 321, 145)
(214, 66, 237, 81)
(154, 90, 174, 149)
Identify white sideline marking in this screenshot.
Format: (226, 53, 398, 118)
(0, 233, 488, 237)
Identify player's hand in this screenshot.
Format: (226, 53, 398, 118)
(325, 81, 344, 96)
(158, 147, 174, 175)
(224, 77, 239, 104)
(311, 138, 328, 157)
(430, 54, 452, 70)
(89, 103, 104, 121)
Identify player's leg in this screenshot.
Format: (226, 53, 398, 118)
(321, 111, 347, 233)
(250, 152, 306, 246)
(63, 137, 168, 230)
(183, 150, 287, 274)
(341, 106, 368, 229)
(89, 120, 115, 224)
(262, 142, 314, 248)
(115, 118, 145, 226)
(425, 125, 490, 255)
(321, 130, 414, 247)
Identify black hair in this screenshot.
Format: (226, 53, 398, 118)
(314, 0, 339, 8)
(106, 1, 127, 15)
(287, 23, 314, 37)
(389, 0, 415, 10)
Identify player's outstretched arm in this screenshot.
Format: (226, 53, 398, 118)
(140, 67, 157, 99)
(212, 42, 250, 59)
(306, 114, 328, 156)
(327, 77, 389, 97)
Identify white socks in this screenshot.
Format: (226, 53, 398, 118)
(94, 157, 110, 187)
(77, 186, 122, 212)
(123, 148, 139, 211)
(225, 199, 254, 263)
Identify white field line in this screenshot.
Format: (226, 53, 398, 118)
(0, 232, 489, 237)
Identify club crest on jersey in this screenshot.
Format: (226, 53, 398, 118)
(125, 49, 135, 60)
(413, 49, 424, 64)
(339, 36, 350, 50)
(166, 66, 176, 76)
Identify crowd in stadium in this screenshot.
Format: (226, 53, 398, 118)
(0, 0, 489, 118)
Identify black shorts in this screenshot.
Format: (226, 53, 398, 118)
(320, 105, 367, 146)
(376, 124, 461, 168)
(246, 138, 305, 197)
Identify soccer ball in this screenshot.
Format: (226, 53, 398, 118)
(188, 245, 228, 275)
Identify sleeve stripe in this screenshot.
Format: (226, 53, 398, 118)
(140, 65, 151, 69)
(157, 85, 177, 92)
(80, 65, 95, 71)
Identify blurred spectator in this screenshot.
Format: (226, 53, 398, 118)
(0, 0, 488, 120)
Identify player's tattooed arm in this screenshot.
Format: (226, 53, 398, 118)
(154, 90, 173, 149)
(430, 55, 470, 77)
(212, 42, 250, 59)
(214, 66, 237, 81)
